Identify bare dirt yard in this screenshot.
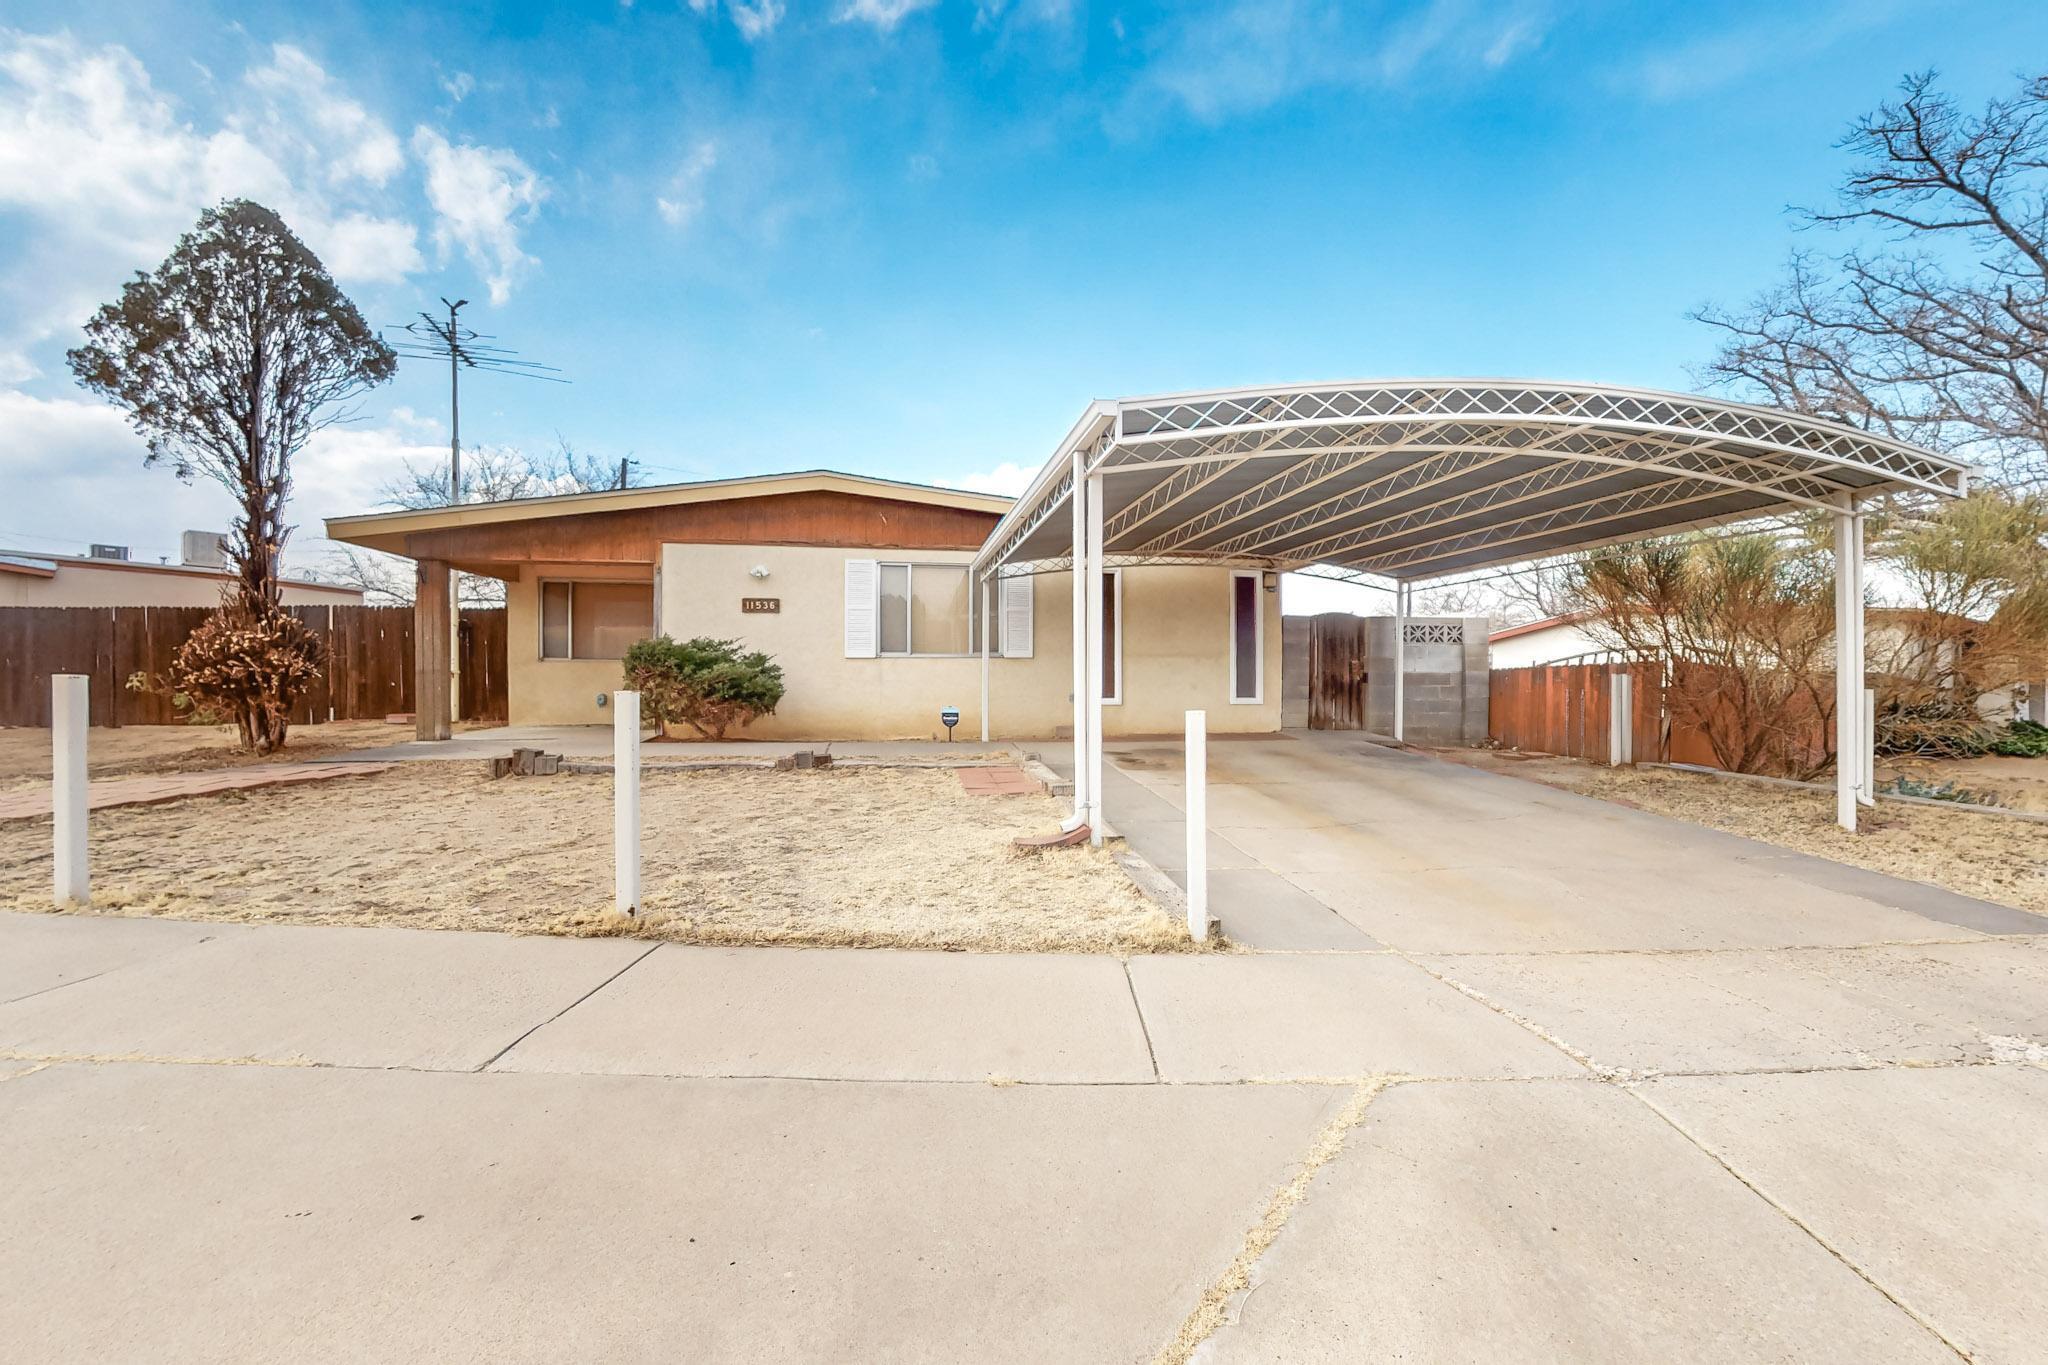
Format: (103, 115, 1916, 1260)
(0, 763, 1188, 954)
(1450, 749, 2048, 917)
(0, 719, 426, 792)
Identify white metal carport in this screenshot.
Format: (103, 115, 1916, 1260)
(971, 379, 1974, 838)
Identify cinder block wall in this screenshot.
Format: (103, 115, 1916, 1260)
(1364, 616, 1490, 745)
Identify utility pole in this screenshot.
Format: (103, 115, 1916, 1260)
(389, 298, 566, 727)
(446, 297, 465, 504)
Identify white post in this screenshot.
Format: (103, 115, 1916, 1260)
(1185, 709, 1208, 944)
(614, 690, 642, 915)
(1862, 685, 1878, 806)
(979, 575, 991, 744)
(1085, 469, 1106, 845)
(1833, 498, 1859, 833)
(1069, 451, 1089, 827)
(1391, 582, 1409, 743)
(51, 674, 88, 908)
(1609, 670, 1633, 767)
(1852, 509, 1874, 808)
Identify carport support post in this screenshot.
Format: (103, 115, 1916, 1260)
(1085, 469, 1106, 845)
(1184, 709, 1208, 943)
(1069, 449, 1090, 828)
(1832, 496, 1866, 832)
(979, 575, 991, 743)
(614, 690, 641, 916)
(1391, 581, 1409, 743)
(52, 674, 88, 908)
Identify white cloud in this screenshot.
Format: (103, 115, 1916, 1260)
(656, 139, 720, 227)
(440, 70, 475, 103)
(1116, 0, 1550, 128)
(941, 461, 1037, 496)
(835, 0, 939, 32)
(731, 0, 788, 40)
(0, 32, 421, 367)
(412, 127, 547, 304)
(243, 44, 405, 186)
(0, 388, 442, 570)
(906, 152, 939, 181)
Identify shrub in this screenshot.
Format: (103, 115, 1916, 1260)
(623, 636, 785, 740)
(160, 600, 324, 754)
(1988, 719, 2048, 759)
(1874, 699, 1992, 759)
(1879, 775, 2000, 806)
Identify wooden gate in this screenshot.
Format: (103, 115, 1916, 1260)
(1306, 613, 1371, 730)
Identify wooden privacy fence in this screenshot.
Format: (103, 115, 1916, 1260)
(1489, 661, 1667, 764)
(0, 605, 506, 728)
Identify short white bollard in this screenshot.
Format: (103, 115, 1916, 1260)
(52, 674, 89, 908)
(614, 691, 641, 917)
(1185, 709, 1208, 944)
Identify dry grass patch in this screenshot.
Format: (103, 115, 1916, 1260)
(0, 763, 1195, 953)
(0, 719, 431, 792)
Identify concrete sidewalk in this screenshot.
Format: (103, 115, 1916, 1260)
(2, 910, 2045, 1362)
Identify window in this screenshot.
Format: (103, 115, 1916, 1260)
(878, 562, 971, 656)
(846, 560, 1028, 660)
(1229, 571, 1262, 703)
(1101, 569, 1123, 704)
(539, 580, 653, 660)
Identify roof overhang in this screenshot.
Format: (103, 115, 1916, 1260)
(326, 469, 1014, 557)
(973, 380, 1974, 583)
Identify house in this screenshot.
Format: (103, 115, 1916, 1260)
(1488, 613, 1603, 668)
(0, 546, 363, 609)
(324, 469, 1281, 740)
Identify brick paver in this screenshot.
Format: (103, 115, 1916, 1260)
(957, 765, 1044, 796)
(0, 762, 397, 822)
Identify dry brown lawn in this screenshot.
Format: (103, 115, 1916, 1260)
(1452, 749, 2048, 917)
(0, 763, 1191, 953)
(0, 719, 431, 792)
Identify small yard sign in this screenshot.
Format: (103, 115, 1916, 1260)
(741, 597, 781, 614)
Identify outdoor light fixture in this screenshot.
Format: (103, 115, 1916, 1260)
(1263, 571, 1280, 592)
(748, 564, 772, 579)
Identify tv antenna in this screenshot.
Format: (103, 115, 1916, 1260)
(388, 297, 568, 505)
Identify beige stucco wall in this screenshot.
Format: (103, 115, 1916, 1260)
(504, 561, 657, 727)
(649, 542, 1282, 741)
(0, 561, 362, 608)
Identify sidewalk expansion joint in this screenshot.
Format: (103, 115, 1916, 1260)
(1627, 1085, 1972, 1362)
(1122, 959, 1161, 1080)
(473, 941, 664, 1073)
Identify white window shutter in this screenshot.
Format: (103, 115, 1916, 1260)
(844, 559, 879, 658)
(1001, 575, 1033, 659)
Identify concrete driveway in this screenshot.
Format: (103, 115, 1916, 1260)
(2, 730, 2044, 1362)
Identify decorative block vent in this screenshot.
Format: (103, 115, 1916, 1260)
(1403, 622, 1463, 645)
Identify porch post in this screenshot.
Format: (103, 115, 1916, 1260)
(1085, 469, 1106, 845)
(979, 574, 991, 743)
(1392, 581, 1409, 743)
(1069, 451, 1089, 825)
(1832, 496, 1863, 832)
(415, 558, 453, 742)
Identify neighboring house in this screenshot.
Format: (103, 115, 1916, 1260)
(1488, 613, 1604, 668)
(0, 548, 363, 609)
(325, 470, 1282, 739)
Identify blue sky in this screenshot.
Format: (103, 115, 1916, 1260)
(2, 0, 2044, 580)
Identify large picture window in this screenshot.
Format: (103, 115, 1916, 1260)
(540, 580, 653, 660)
(878, 562, 971, 656)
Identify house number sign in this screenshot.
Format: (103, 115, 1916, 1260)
(741, 597, 781, 614)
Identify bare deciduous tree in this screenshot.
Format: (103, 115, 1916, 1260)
(1695, 71, 2048, 490)
(324, 436, 644, 605)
